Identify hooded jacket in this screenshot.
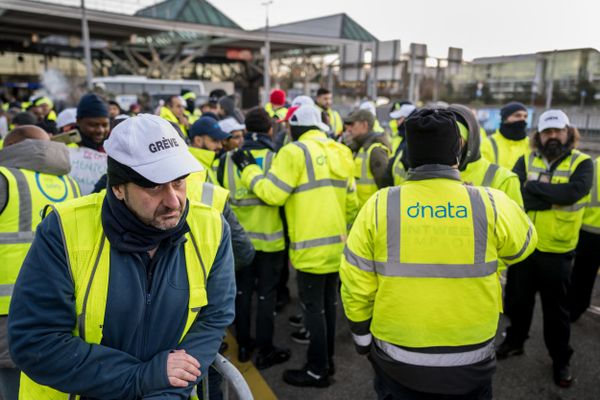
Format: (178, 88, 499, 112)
(450, 104, 523, 206)
(0, 139, 73, 368)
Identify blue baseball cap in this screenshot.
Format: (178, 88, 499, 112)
(189, 116, 232, 140)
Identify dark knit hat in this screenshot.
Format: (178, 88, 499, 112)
(405, 108, 461, 168)
(12, 112, 37, 126)
(500, 101, 527, 122)
(77, 93, 109, 119)
(245, 107, 272, 134)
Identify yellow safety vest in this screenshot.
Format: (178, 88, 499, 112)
(389, 119, 399, 136)
(525, 150, 590, 253)
(241, 129, 358, 273)
(317, 106, 343, 136)
(480, 131, 530, 170)
(340, 176, 537, 365)
(222, 149, 284, 252)
(582, 157, 600, 234)
(189, 147, 219, 184)
(160, 106, 188, 137)
(354, 142, 390, 208)
(391, 149, 409, 186)
(460, 158, 523, 207)
(373, 119, 384, 134)
(0, 167, 80, 315)
(265, 103, 288, 120)
(187, 172, 229, 213)
(18, 193, 223, 400)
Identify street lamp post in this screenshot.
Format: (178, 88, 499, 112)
(81, 0, 94, 90)
(262, 1, 273, 106)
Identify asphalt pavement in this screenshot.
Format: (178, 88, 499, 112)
(257, 270, 600, 400)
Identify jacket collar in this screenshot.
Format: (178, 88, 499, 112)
(407, 164, 461, 181)
(188, 146, 216, 170)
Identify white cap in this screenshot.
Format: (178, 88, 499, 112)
(218, 117, 245, 133)
(359, 101, 376, 116)
(104, 114, 202, 184)
(56, 108, 77, 129)
(538, 109, 570, 132)
(287, 105, 329, 132)
(291, 95, 315, 107)
(390, 104, 416, 120)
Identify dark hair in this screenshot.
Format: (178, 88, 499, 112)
(316, 88, 331, 97)
(532, 125, 580, 151)
(166, 95, 180, 107)
(245, 107, 272, 134)
(108, 100, 122, 112)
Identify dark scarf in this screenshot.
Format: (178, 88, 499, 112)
(79, 131, 105, 152)
(101, 187, 190, 253)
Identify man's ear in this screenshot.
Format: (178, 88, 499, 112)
(112, 184, 126, 201)
(192, 135, 203, 147)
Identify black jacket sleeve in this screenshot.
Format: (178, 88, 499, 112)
(524, 158, 593, 206)
(513, 156, 552, 211)
(222, 202, 255, 269)
(370, 147, 391, 189)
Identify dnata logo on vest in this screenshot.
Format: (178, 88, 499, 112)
(149, 137, 180, 153)
(407, 202, 468, 219)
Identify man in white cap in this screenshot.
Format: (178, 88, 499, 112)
(8, 114, 235, 399)
(55, 108, 77, 133)
(218, 117, 245, 152)
(497, 109, 593, 388)
(231, 105, 359, 388)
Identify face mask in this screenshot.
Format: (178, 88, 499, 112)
(541, 138, 568, 160)
(499, 120, 527, 140)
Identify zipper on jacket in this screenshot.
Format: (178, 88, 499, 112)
(139, 252, 159, 357)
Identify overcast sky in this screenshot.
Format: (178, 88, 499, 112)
(48, 0, 599, 60)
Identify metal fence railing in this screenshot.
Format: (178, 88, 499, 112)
(191, 354, 254, 400)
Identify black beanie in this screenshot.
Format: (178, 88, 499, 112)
(77, 93, 109, 119)
(500, 101, 527, 122)
(107, 156, 158, 188)
(245, 107, 272, 134)
(405, 108, 461, 168)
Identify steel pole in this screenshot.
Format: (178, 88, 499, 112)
(262, 1, 273, 106)
(81, 0, 93, 90)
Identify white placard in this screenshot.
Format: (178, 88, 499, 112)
(69, 146, 107, 195)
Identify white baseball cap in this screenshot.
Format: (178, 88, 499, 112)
(285, 105, 329, 132)
(104, 113, 202, 184)
(218, 117, 245, 134)
(538, 109, 570, 132)
(390, 104, 417, 120)
(56, 108, 77, 129)
(359, 101, 376, 116)
(291, 95, 315, 107)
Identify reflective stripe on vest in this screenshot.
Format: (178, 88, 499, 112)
(375, 338, 495, 367)
(489, 136, 499, 164)
(225, 150, 284, 251)
(482, 163, 499, 187)
(19, 193, 221, 399)
(582, 159, 600, 234)
(0, 167, 79, 315)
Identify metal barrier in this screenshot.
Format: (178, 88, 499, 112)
(192, 354, 254, 400)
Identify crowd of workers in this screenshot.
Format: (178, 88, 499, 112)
(0, 84, 598, 400)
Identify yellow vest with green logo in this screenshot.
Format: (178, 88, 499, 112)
(481, 131, 530, 170)
(355, 142, 390, 207)
(222, 149, 284, 252)
(18, 192, 223, 400)
(0, 167, 80, 315)
(582, 157, 600, 234)
(340, 178, 536, 366)
(525, 150, 590, 253)
(241, 129, 358, 273)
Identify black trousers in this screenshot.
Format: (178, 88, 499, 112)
(234, 250, 284, 353)
(296, 270, 338, 375)
(569, 230, 600, 321)
(372, 362, 492, 400)
(504, 250, 574, 366)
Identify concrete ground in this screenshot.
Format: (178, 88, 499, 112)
(250, 270, 600, 400)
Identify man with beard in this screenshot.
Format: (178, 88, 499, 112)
(497, 109, 593, 388)
(481, 101, 530, 170)
(8, 114, 235, 399)
(315, 88, 343, 138)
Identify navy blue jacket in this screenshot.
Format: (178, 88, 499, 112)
(8, 212, 235, 399)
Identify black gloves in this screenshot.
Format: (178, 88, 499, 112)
(231, 150, 257, 171)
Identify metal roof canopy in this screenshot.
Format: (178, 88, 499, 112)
(0, 0, 359, 56)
